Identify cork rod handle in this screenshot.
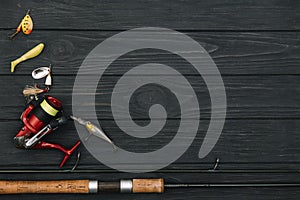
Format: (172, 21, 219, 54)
(0, 180, 90, 194)
(132, 178, 164, 193)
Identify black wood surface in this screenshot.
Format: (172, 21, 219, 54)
(0, 0, 299, 199)
(1, 0, 299, 30)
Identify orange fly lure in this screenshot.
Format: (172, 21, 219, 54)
(9, 10, 33, 40)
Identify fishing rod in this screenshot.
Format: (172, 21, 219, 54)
(0, 158, 299, 173)
(0, 178, 300, 194)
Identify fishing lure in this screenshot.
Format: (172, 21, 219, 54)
(23, 85, 49, 104)
(11, 43, 44, 72)
(32, 65, 52, 86)
(45, 66, 52, 86)
(22, 85, 48, 97)
(70, 116, 117, 149)
(9, 10, 33, 40)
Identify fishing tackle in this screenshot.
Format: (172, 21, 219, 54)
(0, 178, 299, 194)
(32, 65, 52, 86)
(45, 66, 52, 86)
(11, 43, 44, 72)
(9, 10, 33, 40)
(14, 95, 81, 167)
(23, 84, 49, 104)
(23, 85, 49, 97)
(70, 115, 116, 149)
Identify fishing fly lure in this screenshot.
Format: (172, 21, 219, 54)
(22, 85, 49, 105)
(23, 85, 48, 97)
(9, 10, 33, 40)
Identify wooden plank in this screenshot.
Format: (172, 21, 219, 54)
(1, 0, 299, 30)
(0, 1, 298, 199)
(2, 118, 300, 168)
(1, 31, 299, 75)
(0, 75, 299, 120)
(2, 188, 300, 200)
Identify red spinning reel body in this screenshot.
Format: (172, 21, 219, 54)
(14, 95, 80, 167)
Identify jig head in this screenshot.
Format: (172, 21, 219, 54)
(9, 10, 33, 40)
(70, 115, 117, 150)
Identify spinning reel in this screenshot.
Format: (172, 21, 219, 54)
(14, 95, 80, 168)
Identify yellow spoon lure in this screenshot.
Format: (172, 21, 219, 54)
(9, 10, 33, 40)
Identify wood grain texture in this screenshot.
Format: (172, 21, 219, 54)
(0, 75, 299, 120)
(1, 189, 300, 200)
(0, 0, 299, 199)
(0, 119, 300, 168)
(0, 0, 299, 30)
(1, 31, 299, 75)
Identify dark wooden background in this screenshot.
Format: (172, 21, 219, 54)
(0, 0, 300, 199)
